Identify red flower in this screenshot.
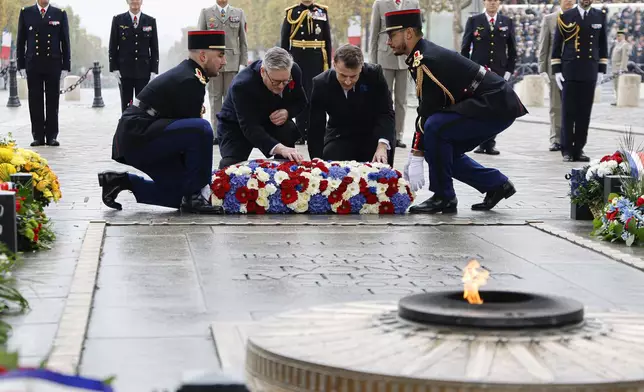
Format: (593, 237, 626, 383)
(637, 197, 644, 207)
(328, 190, 342, 204)
(626, 217, 634, 230)
(0, 183, 10, 191)
(235, 186, 251, 203)
(606, 209, 619, 221)
(33, 234, 39, 243)
(288, 80, 295, 90)
(15, 200, 20, 212)
(337, 200, 352, 215)
(379, 201, 395, 214)
(248, 189, 259, 201)
(281, 179, 297, 189)
(365, 194, 378, 204)
(281, 188, 298, 204)
(255, 205, 266, 214)
(385, 186, 399, 198)
(378, 178, 388, 184)
(211, 179, 231, 199)
(342, 177, 353, 185)
(319, 180, 328, 193)
(247, 200, 258, 213)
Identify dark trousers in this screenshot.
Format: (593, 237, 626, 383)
(323, 135, 395, 166)
(124, 118, 214, 209)
(293, 50, 325, 141)
(561, 80, 595, 157)
(218, 120, 300, 169)
(119, 77, 150, 112)
(26, 67, 61, 142)
(423, 112, 514, 199)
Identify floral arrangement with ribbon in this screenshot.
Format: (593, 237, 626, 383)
(211, 159, 415, 214)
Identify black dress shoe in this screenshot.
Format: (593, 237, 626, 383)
(30, 140, 45, 147)
(549, 143, 561, 152)
(574, 153, 590, 162)
(471, 180, 516, 211)
(98, 171, 131, 210)
(562, 154, 574, 162)
(396, 140, 407, 148)
(46, 139, 60, 146)
(181, 193, 223, 214)
(473, 147, 485, 154)
(485, 147, 500, 155)
(409, 195, 458, 214)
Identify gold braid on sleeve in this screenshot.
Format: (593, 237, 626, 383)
(287, 8, 312, 40)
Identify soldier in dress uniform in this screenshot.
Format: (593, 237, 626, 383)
(98, 30, 229, 214)
(16, 0, 71, 147)
(610, 29, 630, 105)
(280, 1, 332, 145)
(538, 0, 575, 152)
(216, 47, 307, 168)
(109, 0, 159, 113)
(551, 0, 608, 162)
(198, 0, 248, 145)
(308, 44, 395, 165)
(461, 0, 517, 155)
(383, 9, 527, 214)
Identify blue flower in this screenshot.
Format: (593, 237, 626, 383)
(223, 192, 241, 213)
(328, 166, 348, 180)
(349, 194, 366, 213)
(391, 193, 412, 214)
(367, 172, 381, 181)
(369, 186, 378, 194)
(380, 168, 398, 180)
(247, 161, 260, 170)
(308, 194, 329, 214)
(229, 174, 250, 190)
(263, 168, 277, 184)
(268, 189, 291, 214)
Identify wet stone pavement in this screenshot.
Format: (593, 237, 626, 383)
(1, 86, 644, 391)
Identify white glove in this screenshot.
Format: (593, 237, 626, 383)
(503, 71, 511, 81)
(407, 155, 426, 192)
(239, 65, 247, 71)
(18, 70, 25, 78)
(540, 72, 550, 85)
(597, 73, 603, 85)
(60, 70, 68, 79)
(555, 72, 565, 90)
(113, 70, 121, 84)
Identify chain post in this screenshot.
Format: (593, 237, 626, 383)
(6, 59, 21, 108)
(92, 61, 105, 108)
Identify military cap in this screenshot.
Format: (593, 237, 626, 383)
(381, 9, 423, 34)
(616, 29, 627, 36)
(188, 30, 229, 50)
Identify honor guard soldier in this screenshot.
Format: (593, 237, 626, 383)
(551, 0, 608, 163)
(198, 1, 248, 145)
(109, 0, 160, 113)
(383, 9, 527, 214)
(16, 0, 71, 147)
(610, 29, 630, 105)
(99, 30, 229, 214)
(280, 1, 332, 145)
(461, 0, 517, 155)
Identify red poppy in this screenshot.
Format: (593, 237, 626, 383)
(248, 189, 259, 201)
(211, 179, 231, 199)
(337, 200, 352, 215)
(365, 194, 378, 204)
(236, 186, 251, 203)
(637, 197, 644, 207)
(281, 188, 298, 204)
(379, 201, 395, 214)
(328, 190, 342, 204)
(247, 200, 258, 213)
(342, 177, 353, 185)
(385, 186, 399, 198)
(319, 180, 328, 193)
(606, 209, 619, 221)
(288, 80, 295, 90)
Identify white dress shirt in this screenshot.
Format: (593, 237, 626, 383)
(129, 11, 141, 26)
(485, 12, 498, 26)
(37, 2, 49, 14)
(577, 5, 591, 19)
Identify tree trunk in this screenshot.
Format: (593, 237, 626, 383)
(452, 0, 473, 51)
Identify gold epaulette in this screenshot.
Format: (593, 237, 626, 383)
(314, 3, 328, 10)
(284, 4, 298, 12)
(557, 13, 579, 42)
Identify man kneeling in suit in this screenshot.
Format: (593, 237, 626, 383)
(308, 44, 395, 165)
(217, 47, 307, 168)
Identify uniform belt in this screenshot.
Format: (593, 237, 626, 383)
(290, 40, 329, 71)
(132, 98, 158, 117)
(468, 66, 487, 93)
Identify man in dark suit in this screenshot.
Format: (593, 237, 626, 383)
(384, 9, 527, 214)
(551, 0, 608, 162)
(308, 44, 395, 165)
(216, 47, 307, 169)
(109, 0, 159, 112)
(99, 30, 228, 214)
(461, 0, 517, 155)
(16, 0, 71, 147)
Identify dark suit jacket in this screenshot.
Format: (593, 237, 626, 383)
(217, 60, 307, 157)
(308, 63, 395, 159)
(109, 12, 159, 79)
(551, 7, 608, 81)
(461, 13, 517, 76)
(16, 5, 71, 72)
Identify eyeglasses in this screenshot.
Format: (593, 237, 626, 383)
(265, 71, 292, 87)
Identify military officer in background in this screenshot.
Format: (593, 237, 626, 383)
(198, 0, 248, 144)
(16, 0, 71, 147)
(538, 0, 575, 152)
(383, 9, 527, 214)
(461, 0, 517, 155)
(551, 0, 608, 162)
(280, 1, 332, 145)
(109, 0, 159, 113)
(610, 29, 630, 105)
(99, 30, 228, 214)
(369, 0, 420, 149)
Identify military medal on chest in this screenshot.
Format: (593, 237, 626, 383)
(315, 25, 321, 35)
(195, 68, 207, 85)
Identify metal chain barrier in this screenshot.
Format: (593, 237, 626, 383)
(58, 66, 98, 95)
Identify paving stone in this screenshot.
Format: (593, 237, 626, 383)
(6, 323, 58, 358)
(2, 298, 65, 326)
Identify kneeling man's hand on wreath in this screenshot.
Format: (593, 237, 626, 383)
(269, 109, 289, 126)
(372, 143, 389, 164)
(274, 144, 304, 164)
(406, 154, 426, 192)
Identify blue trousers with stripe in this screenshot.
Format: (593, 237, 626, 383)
(423, 112, 514, 199)
(124, 118, 214, 208)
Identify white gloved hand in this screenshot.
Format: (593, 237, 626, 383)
(504, 71, 511, 81)
(540, 72, 550, 85)
(18, 70, 25, 78)
(60, 70, 68, 79)
(597, 73, 603, 85)
(407, 155, 426, 192)
(555, 72, 565, 90)
(113, 70, 121, 84)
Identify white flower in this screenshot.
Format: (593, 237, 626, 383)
(311, 168, 323, 176)
(328, 179, 342, 190)
(298, 193, 311, 203)
(247, 178, 259, 190)
(360, 203, 379, 214)
(290, 199, 309, 213)
(211, 197, 223, 207)
(274, 171, 289, 184)
(224, 166, 237, 175)
(376, 183, 388, 195)
(265, 184, 278, 195)
(240, 204, 248, 213)
(256, 196, 269, 208)
(255, 168, 270, 183)
(619, 162, 630, 173)
(235, 166, 252, 176)
(306, 177, 321, 195)
(343, 183, 360, 199)
(330, 201, 342, 213)
(378, 193, 390, 202)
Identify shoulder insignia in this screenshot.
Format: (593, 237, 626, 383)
(195, 68, 207, 85)
(284, 4, 298, 12)
(314, 3, 328, 10)
(412, 50, 423, 68)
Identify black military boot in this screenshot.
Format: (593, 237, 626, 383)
(98, 171, 131, 210)
(471, 180, 516, 211)
(181, 193, 223, 214)
(409, 195, 458, 214)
